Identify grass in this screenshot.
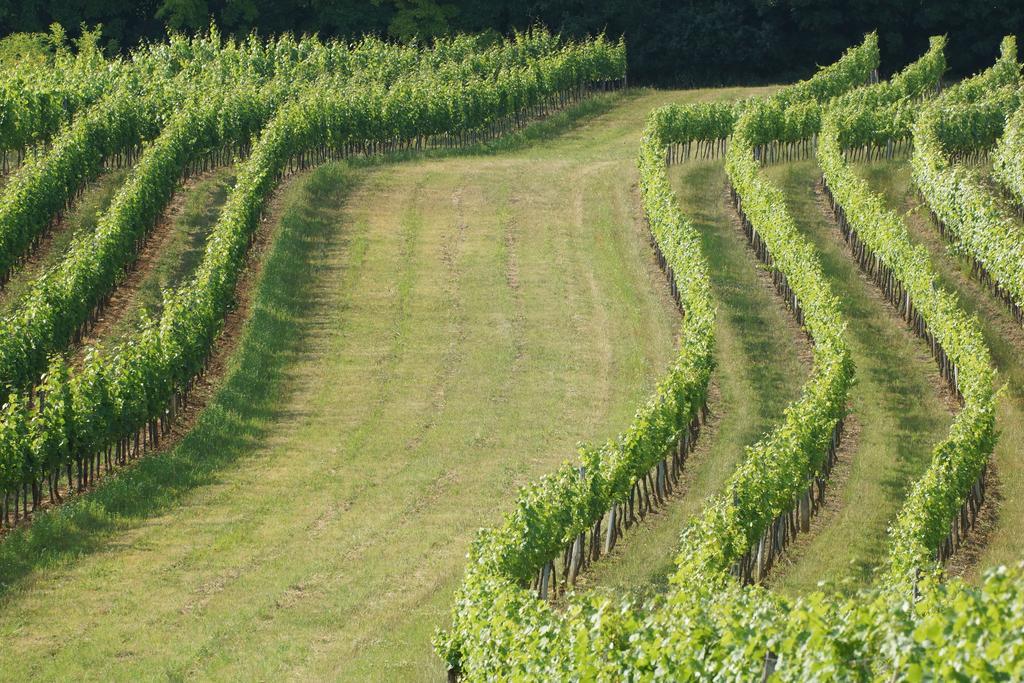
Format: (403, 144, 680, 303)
(588, 157, 957, 597)
(760, 160, 953, 594)
(0, 168, 129, 314)
(578, 159, 808, 597)
(3, 86, 1005, 679)
(0, 88, 793, 680)
(93, 166, 237, 347)
(857, 159, 1024, 581)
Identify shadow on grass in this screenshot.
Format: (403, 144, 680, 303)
(0, 93, 631, 596)
(169, 170, 237, 295)
(593, 161, 810, 603)
(0, 163, 355, 596)
(769, 161, 953, 589)
(0, 169, 129, 316)
(678, 162, 807, 433)
(129, 170, 238, 331)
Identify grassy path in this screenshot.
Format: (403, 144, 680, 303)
(760, 161, 953, 594)
(0, 169, 128, 314)
(578, 160, 809, 597)
(0, 88, 773, 681)
(858, 160, 1024, 581)
(75, 166, 236, 354)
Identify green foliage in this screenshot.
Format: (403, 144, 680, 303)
(440, 34, 878, 678)
(819, 40, 997, 581)
(828, 36, 947, 148)
(0, 28, 627, 577)
(386, 0, 457, 42)
(439, 34, 1024, 680)
(156, 0, 210, 33)
(644, 32, 879, 147)
(8, 0, 1024, 86)
(0, 29, 588, 395)
(992, 93, 1024, 208)
(0, 33, 335, 392)
(0, 32, 51, 68)
(681, 34, 876, 582)
(911, 37, 1024, 321)
(2, 20, 1020, 678)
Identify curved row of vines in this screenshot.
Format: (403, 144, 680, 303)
(439, 33, 1024, 680)
(0, 32, 628, 527)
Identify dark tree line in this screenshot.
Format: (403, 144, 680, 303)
(1, 0, 1022, 85)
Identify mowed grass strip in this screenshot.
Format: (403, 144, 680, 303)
(79, 166, 237, 350)
(0, 169, 129, 314)
(760, 160, 952, 594)
(0, 89, 757, 681)
(579, 159, 809, 597)
(857, 159, 1024, 581)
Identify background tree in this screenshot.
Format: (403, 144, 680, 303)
(0, 0, 1022, 84)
